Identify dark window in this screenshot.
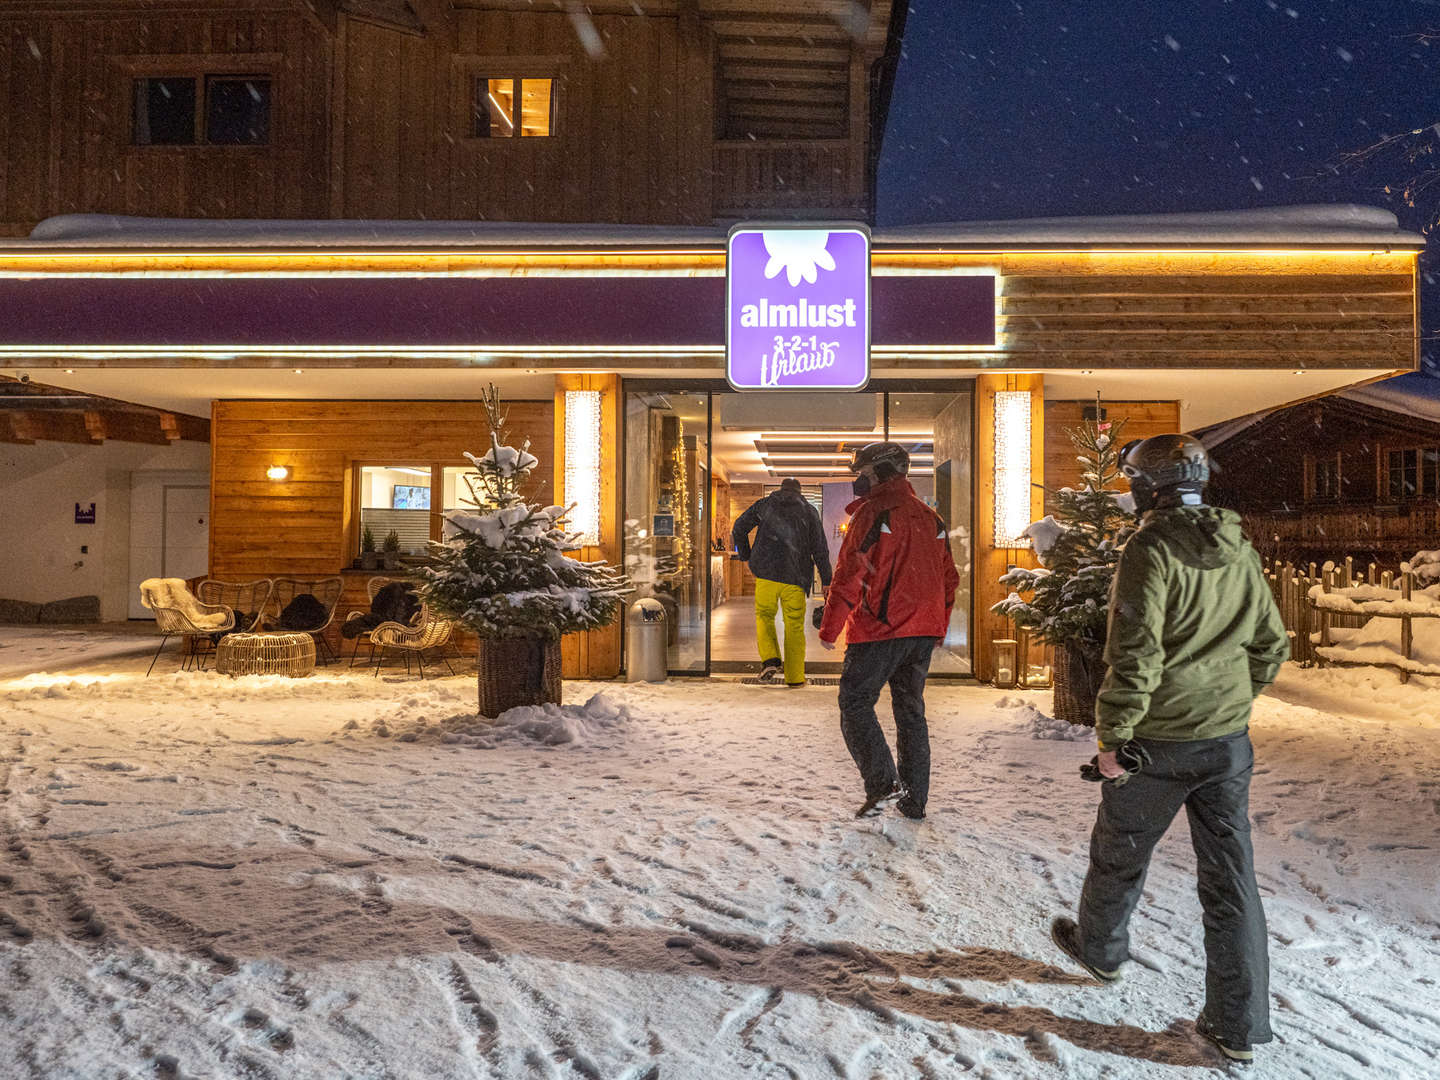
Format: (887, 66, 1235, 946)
(472, 77, 555, 138)
(206, 76, 271, 145)
(132, 78, 196, 145)
(1423, 447, 1440, 497)
(1311, 456, 1340, 502)
(1387, 449, 1419, 501)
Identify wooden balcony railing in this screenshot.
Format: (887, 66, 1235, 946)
(1244, 503, 1440, 562)
(712, 140, 865, 220)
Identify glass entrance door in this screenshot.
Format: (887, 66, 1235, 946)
(709, 390, 885, 673)
(624, 385, 973, 677)
(624, 391, 710, 673)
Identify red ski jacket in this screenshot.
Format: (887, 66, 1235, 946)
(819, 476, 960, 645)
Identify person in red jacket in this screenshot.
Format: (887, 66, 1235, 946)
(819, 441, 960, 820)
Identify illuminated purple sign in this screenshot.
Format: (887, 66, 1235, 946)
(726, 225, 870, 391)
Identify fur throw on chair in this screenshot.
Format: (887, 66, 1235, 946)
(279, 593, 328, 631)
(139, 578, 231, 630)
(341, 582, 421, 638)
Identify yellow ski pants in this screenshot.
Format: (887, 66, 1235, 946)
(754, 578, 808, 684)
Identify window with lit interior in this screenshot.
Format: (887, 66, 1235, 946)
(472, 77, 555, 138)
(359, 465, 433, 557)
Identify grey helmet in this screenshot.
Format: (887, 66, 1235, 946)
(1118, 434, 1210, 511)
(847, 441, 911, 479)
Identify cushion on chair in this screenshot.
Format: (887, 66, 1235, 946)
(278, 593, 328, 631)
(341, 582, 420, 638)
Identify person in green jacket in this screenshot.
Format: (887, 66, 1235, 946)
(1049, 434, 1289, 1067)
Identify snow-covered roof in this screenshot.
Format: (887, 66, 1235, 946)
(879, 204, 1424, 248)
(1340, 377, 1440, 423)
(1199, 373, 1440, 449)
(15, 204, 1425, 250)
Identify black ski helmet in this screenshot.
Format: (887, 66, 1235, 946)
(848, 441, 911, 479)
(1118, 434, 1210, 511)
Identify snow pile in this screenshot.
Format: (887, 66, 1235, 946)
(993, 695, 1090, 741)
(1318, 616, 1440, 675)
(468, 692, 632, 748)
(1307, 580, 1440, 616)
(356, 690, 634, 748)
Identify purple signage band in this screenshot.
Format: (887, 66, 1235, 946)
(0, 272, 994, 349)
(726, 225, 871, 391)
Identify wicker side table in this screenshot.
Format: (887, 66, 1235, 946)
(215, 632, 317, 678)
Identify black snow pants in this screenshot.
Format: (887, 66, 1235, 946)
(837, 636, 937, 809)
(1076, 730, 1272, 1046)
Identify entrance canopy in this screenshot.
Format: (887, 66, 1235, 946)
(0, 205, 1422, 429)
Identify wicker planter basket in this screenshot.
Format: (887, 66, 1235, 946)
(215, 632, 316, 678)
(1053, 640, 1106, 727)
(476, 636, 561, 718)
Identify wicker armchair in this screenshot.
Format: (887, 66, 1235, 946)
(196, 579, 273, 633)
(266, 576, 344, 664)
(139, 578, 234, 675)
(343, 576, 402, 667)
(370, 603, 458, 679)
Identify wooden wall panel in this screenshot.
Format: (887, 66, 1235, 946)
(1043, 400, 1181, 497)
(337, 9, 699, 223)
(1, 12, 331, 231)
(210, 398, 555, 653)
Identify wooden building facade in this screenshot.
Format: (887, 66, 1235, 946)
(0, 5, 1426, 682)
(0, 0, 902, 232)
(1205, 391, 1440, 568)
(0, 209, 1423, 679)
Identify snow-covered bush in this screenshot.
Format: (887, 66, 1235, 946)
(1411, 549, 1440, 587)
(419, 387, 628, 642)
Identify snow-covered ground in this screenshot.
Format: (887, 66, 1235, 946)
(1, 627, 1437, 1079)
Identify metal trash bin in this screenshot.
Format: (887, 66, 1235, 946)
(625, 598, 668, 683)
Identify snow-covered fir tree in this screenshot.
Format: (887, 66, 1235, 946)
(419, 387, 628, 641)
(991, 411, 1134, 650)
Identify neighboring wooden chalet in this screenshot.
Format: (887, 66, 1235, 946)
(0, 0, 904, 231)
(1203, 383, 1440, 567)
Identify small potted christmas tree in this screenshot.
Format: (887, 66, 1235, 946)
(360, 526, 379, 570)
(992, 407, 1134, 725)
(382, 529, 402, 570)
(419, 385, 628, 717)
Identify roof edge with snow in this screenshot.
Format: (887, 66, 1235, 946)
(13, 204, 1426, 251)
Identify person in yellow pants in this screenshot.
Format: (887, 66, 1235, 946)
(754, 578, 810, 686)
(732, 477, 833, 687)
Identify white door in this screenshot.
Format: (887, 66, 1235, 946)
(163, 486, 210, 581)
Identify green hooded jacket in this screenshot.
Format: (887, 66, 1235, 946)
(1095, 506, 1289, 749)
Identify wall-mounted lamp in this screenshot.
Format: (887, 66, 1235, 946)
(266, 464, 290, 481)
(993, 390, 1032, 548)
(564, 389, 602, 546)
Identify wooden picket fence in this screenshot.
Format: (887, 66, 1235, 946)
(1263, 557, 1376, 666)
(1266, 556, 1439, 681)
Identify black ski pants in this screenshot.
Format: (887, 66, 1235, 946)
(837, 636, 937, 808)
(1076, 730, 1272, 1046)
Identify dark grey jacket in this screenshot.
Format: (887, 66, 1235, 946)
(732, 490, 833, 594)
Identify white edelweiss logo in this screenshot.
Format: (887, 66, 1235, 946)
(761, 230, 836, 287)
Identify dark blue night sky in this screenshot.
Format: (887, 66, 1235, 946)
(877, 0, 1440, 388)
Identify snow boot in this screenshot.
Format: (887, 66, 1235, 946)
(1049, 917, 1122, 983)
(757, 658, 783, 683)
(895, 795, 925, 820)
(855, 786, 904, 818)
(1195, 1014, 1254, 1066)
(786, 679, 806, 688)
